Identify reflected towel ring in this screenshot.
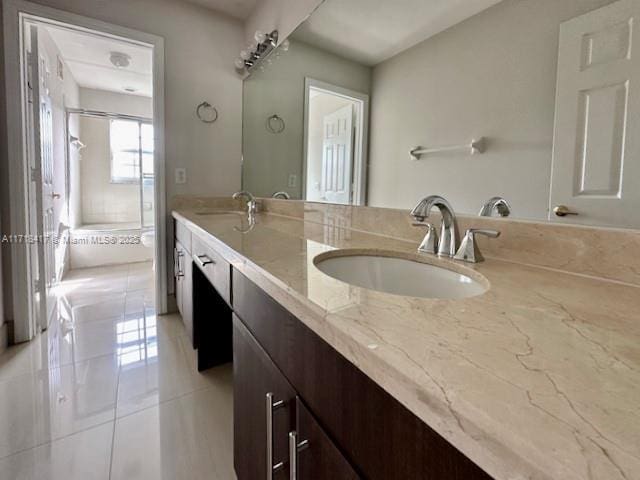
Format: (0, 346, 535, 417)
(196, 102, 218, 123)
(266, 114, 285, 134)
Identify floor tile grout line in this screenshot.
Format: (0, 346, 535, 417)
(0, 418, 117, 461)
(0, 351, 120, 385)
(0, 314, 175, 384)
(113, 384, 218, 422)
(108, 303, 126, 480)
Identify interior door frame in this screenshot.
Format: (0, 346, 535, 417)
(2, 0, 168, 342)
(302, 77, 369, 205)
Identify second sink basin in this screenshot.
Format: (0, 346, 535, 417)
(314, 251, 488, 299)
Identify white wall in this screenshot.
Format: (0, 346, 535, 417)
(368, 0, 617, 219)
(76, 88, 152, 225)
(244, 0, 322, 44)
(243, 39, 371, 198)
(79, 87, 153, 117)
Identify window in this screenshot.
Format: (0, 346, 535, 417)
(110, 119, 154, 183)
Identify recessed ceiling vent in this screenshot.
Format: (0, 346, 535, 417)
(109, 51, 131, 68)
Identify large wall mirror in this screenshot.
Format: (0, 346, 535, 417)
(242, 0, 639, 229)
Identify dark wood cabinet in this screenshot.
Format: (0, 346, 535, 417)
(232, 269, 493, 480)
(233, 315, 296, 480)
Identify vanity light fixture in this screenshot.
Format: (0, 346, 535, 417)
(234, 30, 279, 73)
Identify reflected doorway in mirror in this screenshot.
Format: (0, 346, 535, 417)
(303, 78, 369, 206)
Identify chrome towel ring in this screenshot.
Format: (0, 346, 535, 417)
(266, 114, 285, 134)
(196, 102, 219, 123)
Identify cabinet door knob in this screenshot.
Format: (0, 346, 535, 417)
(288, 431, 309, 480)
(553, 205, 578, 217)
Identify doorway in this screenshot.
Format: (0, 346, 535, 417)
(303, 78, 369, 205)
(3, 0, 166, 343)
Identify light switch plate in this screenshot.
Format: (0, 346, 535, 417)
(175, 168, 187, 184)
(288, 174, 297, 188)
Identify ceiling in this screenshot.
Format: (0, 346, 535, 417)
(293, 0, 504, 66)
(182, 0, 259, 19)
(45, 25, 153, 97)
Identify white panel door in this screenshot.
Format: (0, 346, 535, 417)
(28, 25, 56, 331)
(550, 0, 640, 227)
(321, 104, 354, 204)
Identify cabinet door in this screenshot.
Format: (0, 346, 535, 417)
(181, 253, 194, 345)
(294, 398, 360, 480)
(233, 315, 296, 480)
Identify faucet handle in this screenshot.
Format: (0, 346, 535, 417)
(454, 229, 500, 263)
(413, 222, 438, 255)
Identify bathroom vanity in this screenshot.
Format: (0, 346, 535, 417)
(172, 205, 640, 480)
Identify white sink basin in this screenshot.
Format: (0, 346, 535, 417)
(314, 252, 487, 299)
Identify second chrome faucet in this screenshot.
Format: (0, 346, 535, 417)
(410, 195, 457, 257)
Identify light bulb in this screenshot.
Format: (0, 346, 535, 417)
(240, 50, 250, 60)
(234, 58, 246, 70)
(254, 30, 266, 44)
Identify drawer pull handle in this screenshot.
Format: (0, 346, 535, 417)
(288, 431, 309, 480)
(266, 392, 285, 479)
(196, 254, 215, 268)
(176, 250, 185, 277)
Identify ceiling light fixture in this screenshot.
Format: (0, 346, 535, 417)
(110, 51, 131, 68)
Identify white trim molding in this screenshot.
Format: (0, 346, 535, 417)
(2, 0, 168, 342)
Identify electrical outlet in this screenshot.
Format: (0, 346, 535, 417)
(175, 168, 187, 184)
(288, 174, 297, 188)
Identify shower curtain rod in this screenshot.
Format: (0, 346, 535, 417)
(66, 107, 151, 123)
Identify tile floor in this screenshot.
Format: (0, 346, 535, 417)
(0, 262, 234, 480)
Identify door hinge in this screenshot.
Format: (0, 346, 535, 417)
(30, 167, 38, 182)
(33, 276, 41, 292)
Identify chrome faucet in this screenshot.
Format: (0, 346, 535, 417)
(232, 191, 257, 215)
(478, 196, 511, 217)
(410, 195, 457, 257)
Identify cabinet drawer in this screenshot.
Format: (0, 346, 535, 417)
(191, 234, 231, 305)
(175, 220, 192, 254)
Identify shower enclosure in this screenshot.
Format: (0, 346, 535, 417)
(67, 108, 155, 231)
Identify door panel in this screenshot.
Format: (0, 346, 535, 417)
(551, 0, 640, 227)
(40, 93, 56, 327)
(28, 24, 57, 331)
(321, 104, 354, 204)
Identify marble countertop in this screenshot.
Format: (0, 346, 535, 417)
(173, 209, 640, 480)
